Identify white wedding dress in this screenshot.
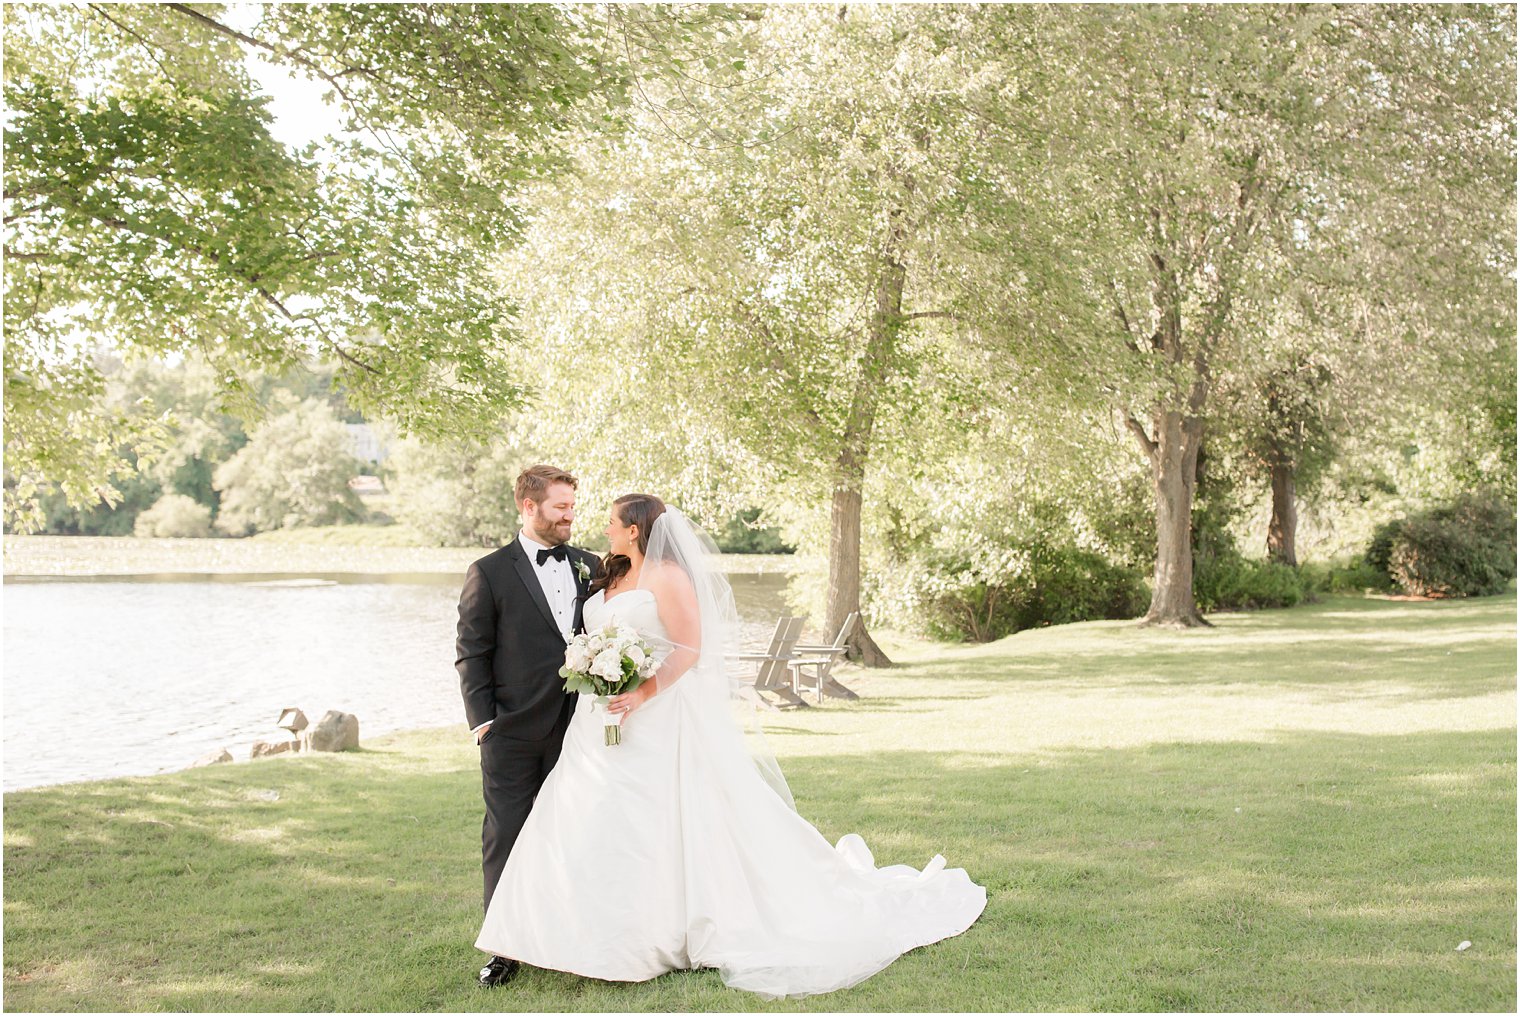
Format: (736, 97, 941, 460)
(476, 584, 986, 1000)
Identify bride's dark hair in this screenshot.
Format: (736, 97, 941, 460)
(591, 493, 666, 595)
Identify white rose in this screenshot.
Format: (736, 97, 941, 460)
(565, 644, 593, 673)
(627, 644, 646, 667)
(590, 647, 624, 682)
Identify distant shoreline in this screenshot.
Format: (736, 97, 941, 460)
(2, 534, 803, 579)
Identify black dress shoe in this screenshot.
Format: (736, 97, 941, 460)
(477, 955, 519, 988)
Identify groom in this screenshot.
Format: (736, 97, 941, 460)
(455, 464, 601, 987)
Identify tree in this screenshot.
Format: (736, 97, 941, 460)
(385, 429, 543, 548)
(1252, 359, 1333, 567)
(995, 5, 1515, 624)
(488, 4, 1035, 663)
(1228, 6, 1516, 567)
(3, 2, 736, 530)
(212, 399, 363, 534)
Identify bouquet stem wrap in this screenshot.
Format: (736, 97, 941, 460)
(594, 696, 624, 746)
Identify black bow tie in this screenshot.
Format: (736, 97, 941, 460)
(536, 545, 568, 565)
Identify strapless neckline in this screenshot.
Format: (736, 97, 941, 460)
(584, 587, 665, 641)
(596, 588, 655, 607)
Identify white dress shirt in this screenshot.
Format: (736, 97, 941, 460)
(518, 530, 577, 640)
(473, 530, 577, 743)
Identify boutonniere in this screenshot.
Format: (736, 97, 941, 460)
(573, 558, 591, 584)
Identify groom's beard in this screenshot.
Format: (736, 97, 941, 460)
(530, 516, 571, 547)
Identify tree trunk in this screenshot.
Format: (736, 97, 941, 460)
(825, 233, 906, 668)
(826, 467, 890, 666)
(1263, 382, 1301, 567)
(1267, 457, 1297, 566)
(1123, 242, 1211, 628)
(1142, 408, 1210, 627)
(1118, 169, 1258, 628)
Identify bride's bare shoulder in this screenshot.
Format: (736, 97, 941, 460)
(643, 561, 695, 596)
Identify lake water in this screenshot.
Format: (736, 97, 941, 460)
(2, 572, 793, 792)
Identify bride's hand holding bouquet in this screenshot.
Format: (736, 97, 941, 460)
(560, 623, 657, 745)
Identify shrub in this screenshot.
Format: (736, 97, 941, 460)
(133, 494, 214, 539)
(1388, 516, 1515, 598)
(1022, 544, 1151, 627)
(1365, 518, 1403, 576)
(1365, 489, 1516, 598)
(1434, 489, 1518, 552)
(1193, 552, 1310, 612)
(1312, 558, 1395, 595)
(1081, 474, 1157, 571)
(923, 577, 1015, 643)
(921, 544, 1148, 642)
(26, 465, 162, 536)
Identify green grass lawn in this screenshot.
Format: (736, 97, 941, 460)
(4, 593, 1515, 1011)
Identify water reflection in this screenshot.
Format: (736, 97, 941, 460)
(3, 571, 792, 791)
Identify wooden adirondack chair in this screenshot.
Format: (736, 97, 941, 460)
(727, 616, 808, 709)
(788, 612, 861, 703)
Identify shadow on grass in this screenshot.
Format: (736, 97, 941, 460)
(4, 727, 1514, 1012)
(815, 692, 989, 714)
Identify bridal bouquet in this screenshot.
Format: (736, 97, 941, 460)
(560, 623, 658, 746)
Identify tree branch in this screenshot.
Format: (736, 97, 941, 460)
(1107, 275, 1152, 356)
(86, 210, 380, 376)
(3, 202, 48, 225)
(163, 2, 367, 108)
(732, 299, 825, 429)
(1198, 153, 1265, 345)
(1121, 409, 1158, 459)
(86, 4, 177, 82)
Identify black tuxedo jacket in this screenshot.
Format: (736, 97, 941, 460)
(456, 540, 603, 741)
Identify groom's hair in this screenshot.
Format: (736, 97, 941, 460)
(515, 464, 578, 510)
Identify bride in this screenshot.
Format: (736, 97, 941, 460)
(475, 493, 985, 1000)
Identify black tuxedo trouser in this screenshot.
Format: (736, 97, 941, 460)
(479, 711, 572, 912)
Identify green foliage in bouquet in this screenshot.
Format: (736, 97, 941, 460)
(558, 626, 655, 699)
(559, 658, 648, 699)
